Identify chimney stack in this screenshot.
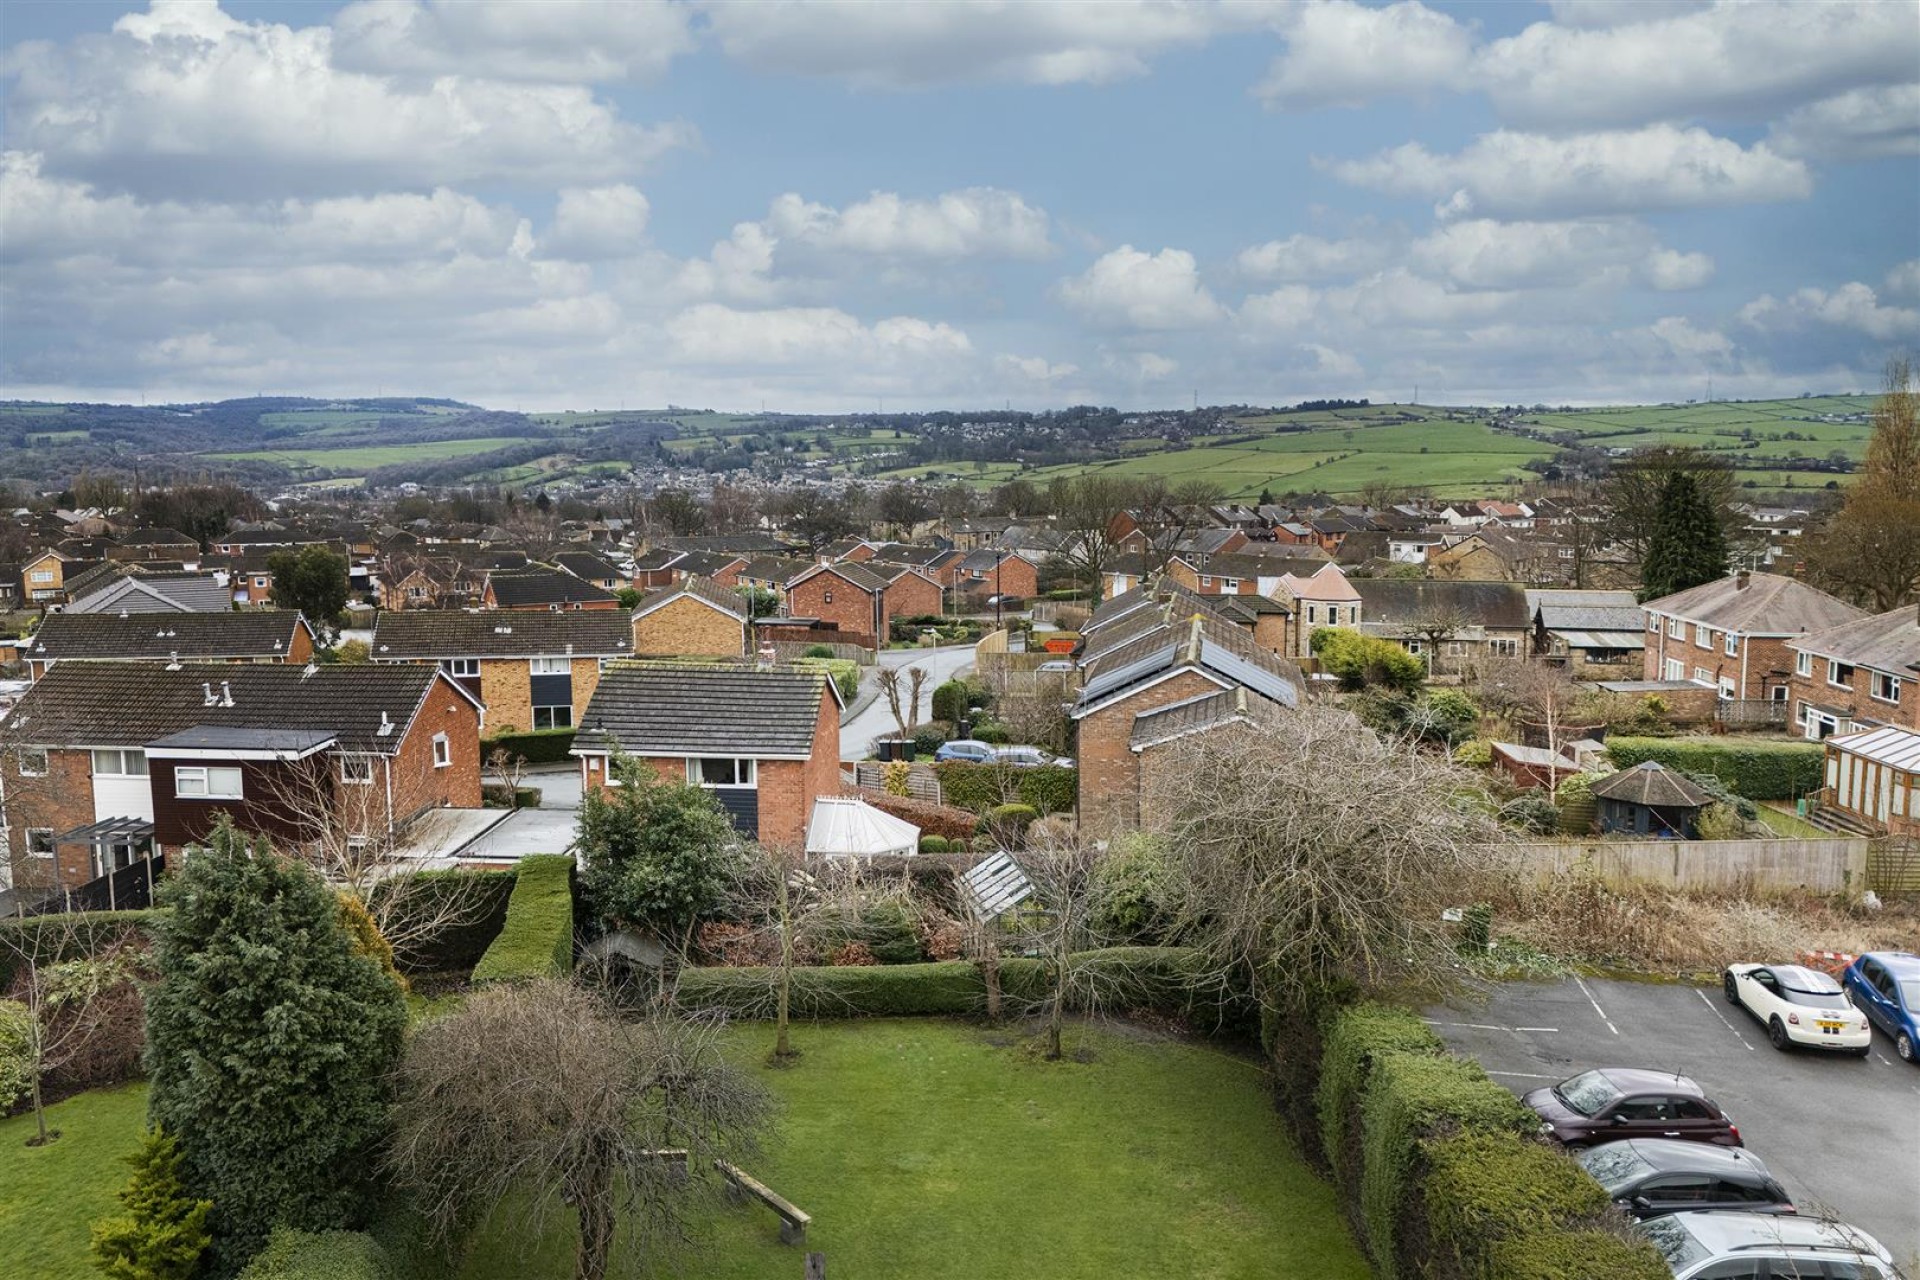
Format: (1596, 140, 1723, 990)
(1735, 568, 1751, 590)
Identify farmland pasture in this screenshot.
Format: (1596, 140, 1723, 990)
(210, 436, 527, 470)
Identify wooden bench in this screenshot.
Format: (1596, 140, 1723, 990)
(714, 1159, 811, 1245)
(642, 1148, 689, 1186)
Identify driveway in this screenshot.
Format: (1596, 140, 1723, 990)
(840, 644, 976, 761)
(1428, 977, 1920, 1264)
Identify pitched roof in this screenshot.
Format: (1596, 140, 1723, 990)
(1075, 607, 1302, 719)
(1351, 579, 1532, 632)
(574, 662, 836, 759)
(64, 567, 229, 614)
(632, 576, 749, 621)
(1275, 562, 1360, 602)
(3, 661, 461, 754)
(28, 610, 311, 662)
(1642, 572, 1865, 636)
(1526, 589, 1644, 633)
(1590, 760, 1713, 808)
(1786, 606, 1920, 675)
(792, 560, 888, 592)
(1826, 724, 1920, 771)
(551, 551, 622, 581)
(1128, 686, 1277, 751)
(373, 608, 633, 659)
(485, 566, 620, 608)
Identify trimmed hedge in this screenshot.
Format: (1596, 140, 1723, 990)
(367, 869, 516, 976)
(791, 656, 860, 703)
(933, 761, 1077, 815)
(1317, 1004, 1446, 1203)
(481, 784, 543, 809)
(863, 791, 979, 841)
(239, 1228, 392, 1280)
(480, 727, 576, 765)
(471, 856, 575, 984)
(677, 960, 987, 1017)
(1604, 736, 1824, 801)
(0, 909, 162, 992)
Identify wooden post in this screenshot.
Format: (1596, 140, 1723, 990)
(805, 1253, 826, 1280)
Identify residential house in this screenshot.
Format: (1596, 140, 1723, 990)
(1527, 589, 1647, 679)
(1352, 579, 1532, 676)
(371, 608, 632, 732)
(24, 611, 317, 679)
(670, 550, 750, 588)
(954, 549, 1039, 602)
(63, 566, 230, 614)
(1082, 579, 1291, 660)
(1786, 607, 1920, 740)
(735, 555, 813, 606)
(1642, 571, 1867, 702)
(21, 548, 97, 605)
(1426, 528, 1574, 584)
(0, 662, 481, 895)
(105, 528, 200, 564)
(785, 561, 942, 650)
(1272, 563, 1363, 659)
(482, 566, 622, 611)
(572, 663, 844, 848)
(630, 577, 751, 658)
(551, 551, 624, 592)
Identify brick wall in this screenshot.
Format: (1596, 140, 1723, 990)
(388, 675, 484, 824)
(1252, 613, 1291, 655)
(480, 658, 532, 734)
(1075, 670, 1224, 837)
(569, 656, 603, 723)
(788, 572, 879, 647)
(632, 596, 747, 657)
(1644, 623, 1796, 700)
(961, 556, 1039, 600)
(880, 572, 944, 626)
(287, 624, 316, 664)
(1790, 661, 1919, 734)
(1, 748, 96, 891)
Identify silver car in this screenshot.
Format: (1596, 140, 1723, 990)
(1640, 1210, 1901, 1279)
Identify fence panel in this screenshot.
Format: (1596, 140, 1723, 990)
(1508, 837, 1869, 893)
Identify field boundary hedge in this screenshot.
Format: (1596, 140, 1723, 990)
(1604, 736, 1824, 801)
(471, 856, 574, 983)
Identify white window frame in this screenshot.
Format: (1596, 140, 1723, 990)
(1220, 577, 1240, 592)
(339, 756, 374, 785)
(1647, 614, 1659, 634)
(440, 657, 480, 678)
(18, 747, 48, 777)
(1199, 575, 1213, 588)
(26, 827, 55, 859)
(686, 757, 756, 788)
(1694, 623, 1712, 649)
(1723, 633, 1737, 657)
(91, 748, 148, 777)
(1828, 659, 1854, 690)
(432, 733, 451, 769)
(175, 765, 243, 800)
(529, 656, 571, 676)
(1667, 616, 1685, 639)
(1796, 650, 1812, 677)
(29, 569, 53, 584)
(1693, 666, 1713, 683)
(1871, 671, 1902, 705)
(532, 704, 573, 731)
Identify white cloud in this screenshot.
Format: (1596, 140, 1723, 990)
(1328, 126, 1812, 219)
(1644, 249, 1715, 292)
(1236, 233, 1390, 281)
(3, 0, 691, 198)
(1739, 282, 1920, 342)
(1476, 1, 1919, 129)
(1544, 1, 1711, 30)
(1057, 246, 1224, 330)
(545, 185, 652, 261)
(666, 304, 973, 367)
(701, 0, 1281, 88)
(1769, 85, 1920, 162)
(330, 0, 697, 83)
(1649, 316, 1734, 359)
(1239, 285, 1319, 332)
(1256, 0, 1475, 109)
(1408, 219, 1652, 290)
(996, 354, 1079, 383)
(1301, 342, 1362, 378)
(1885, 260, 1920, 301)
(765, 188, 1051, 260)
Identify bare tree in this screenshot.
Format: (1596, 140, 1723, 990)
(386, 980, 773, 1280)
(1, 917, 147, 1145)
(1403, 604, 1467, 679)
(877, 664, 928, 737)
(1150, 705, 1507, 1022)
(1047, 474, 1139, 600)
(906, 666, 930, 733)
(1475, 658, 1584, 799)
(488, 746, 529, 812)
(1130, 478, 1226, 582)
(999, 836, 1142, 1061)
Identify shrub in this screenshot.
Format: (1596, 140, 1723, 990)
(236, 1227, 392, 1280)
(40, 941, 152, 1097)
(89, 1129, 213, 1280)
(1312, 627, 1426, 693)
(882, 761, 912, 797)
(1452, 738, 1492, 767)
(479, 727, 575, 765)
(472, 856, 575, 984)
(851, 899, 925, 965)
(930, 680, 970, 723)
(367, 870, 515, 976)
(337, 893, 407, 995)
(1480, 1228, 1668, 1280)
(1316, 1004, 1446, 1204)
(1501, 792, 1561, 835)
(1414, 689, 1481, 746)
(933, 761, 1077, 815)
(0, 998, 29, 1111)
(1091, 833, 1175, 944)
(863, 791, 979, 841)
(480, 784, 542, 809)
(678, 961, 987, 1017)
(1603, 737, 1824, 801)
(792, 656, 859, 702)
(986, 802, 1038, 845)
(910, 723, 952, 756)
(0, 909, 161, 994)
(919, 835, 951, 853)
(970, 720, 1011, 744)
(802, 644, 836, 659)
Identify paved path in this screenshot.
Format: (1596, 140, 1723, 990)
(1430, 977, 1920, 1264)
(840, 644, 975, 761)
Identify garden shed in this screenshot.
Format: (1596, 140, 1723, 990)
(1590, 760, 1713, 838)
(806, 796, 921, 860)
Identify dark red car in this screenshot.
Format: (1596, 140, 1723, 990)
(1523, 1068, 1742, 1151)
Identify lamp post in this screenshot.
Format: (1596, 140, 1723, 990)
(994, 548, 1005, 634)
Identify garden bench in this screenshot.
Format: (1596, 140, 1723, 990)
(642, 1148, 689, 1185)
(715, 1159, 811, 1245)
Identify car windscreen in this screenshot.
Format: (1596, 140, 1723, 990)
(1576, 1143, 1653, 1194)
(1780, 985, 1852, 1009)
(1554, 1070, 1623, 1117)
(1638, 1216, 1708, 1270)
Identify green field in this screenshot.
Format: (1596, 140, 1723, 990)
(211, 436, 527, 471)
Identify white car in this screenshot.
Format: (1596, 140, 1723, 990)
(1641, 1210, 1900, 1279)
(1723, 963, 1872, 1054)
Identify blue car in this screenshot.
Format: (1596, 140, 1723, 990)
(933, 739, 996, 765)
(1842, 951, 1920, 1064)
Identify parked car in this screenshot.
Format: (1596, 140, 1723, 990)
(1035, 659, 1075, 674)
(1523, 1068, 1742, 1150)
(1723, 962, 1873, 1054)
(933, 739, 997, 765)
(1576, 1139, 1793, 1221)
(1639, 1210, 1899, 1279)
(995, 745, 1073, 769)
(1844, 951, 1920, 1064)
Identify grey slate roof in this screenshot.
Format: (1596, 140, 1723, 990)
(574, 663, 835, 759)
(3, 661, 455, 754)
(373, 609, 633, 659)
(1643, 572, 1865, 636)
(1591, 760, 1713, 809)
(1351, 579, 1532, 631)
(632, 576, 748, 621)
(28, 610, 310, 662)
(1128, 686, 1276, 750)
(1786, 607, 1920, 675)
(485, 566, 620, 608)
(794, 561, 888, 593)
(552, 551, 622, 582)
(1527, 588, 1645, 634)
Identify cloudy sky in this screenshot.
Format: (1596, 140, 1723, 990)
(2, 0, 1916, 412)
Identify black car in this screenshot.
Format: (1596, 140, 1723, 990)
(1575, 1138, 1793, 1220)
(1522, 1067, 1742, 1150)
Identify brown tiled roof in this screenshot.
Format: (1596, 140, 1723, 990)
(1787, 607, 1920, 675)
(3, 661, 455, 754)
(793, 561, 888, 593)
(373, 609, 633, 659)
(575, 662, 833, 758)
(27, 610, 311, 662)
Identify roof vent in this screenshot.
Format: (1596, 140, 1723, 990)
(202, 681, 218, 707)
(376, 711, 395, 737)
(494, 625, 512, 634)
(166, 651, 181, 671)
(219, 681, 234, 708)
(302, 661, 317, 678)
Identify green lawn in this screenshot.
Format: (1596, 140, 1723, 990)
(209, 436, 527, 469)
(458, 1018, 1363, 1280)
(0, 1083, 149, 1280)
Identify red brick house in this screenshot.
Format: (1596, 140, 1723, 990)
(0, 662, 481, 897)
(1642, 571, 1866, 702)
(955, 549, 1039, 602)
(784, 562, 943, 649)
(1786, 606, 1920, 740)
(371, 609, 634, 732)
(572, 663, 844, 849)
(24, 610, 317, 679)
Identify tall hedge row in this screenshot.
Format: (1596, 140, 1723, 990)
(471, 855, 575, 984)
(933, 762, 1077, 815)
(1313, 1003, 1669, 1280)
(1604, 737, 1825, 801)
(366, 869, 516, 976)
(479, 728, 576, 765)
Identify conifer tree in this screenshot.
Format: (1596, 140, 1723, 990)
(90, 1129, 213, 1280)
(1639, 471, 1728, 601)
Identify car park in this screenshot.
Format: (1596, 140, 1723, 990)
(1723, 963, 1873, 1054)
(994, 745, 1072, 769)
(1523, 1068, 1742, 1150)
(932, 739, 996, 764)
(1639, 1210, 1900, 1279)
(1576, 1139, 1794, 1221)
(1842, 952, 1920, 1064)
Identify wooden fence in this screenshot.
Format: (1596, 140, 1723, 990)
(1715, 699, 1790, 729)
(1509, 837, 1871, 893)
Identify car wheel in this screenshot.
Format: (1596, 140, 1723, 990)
(1900, 1032, 1915, 1063)
(1723, 972, 1740, 1006)
(1561, 1141, 1589, 1154)
(1768, 1017, 1791, 1051)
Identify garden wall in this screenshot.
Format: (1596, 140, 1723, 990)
(1509, 837, 1869, 892)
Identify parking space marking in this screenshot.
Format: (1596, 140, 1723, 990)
(1486, 1070, 1560, 1081)
(1695, 988, 1756, 1052)
(1424, 1020, 1560, 1034)
(1572, 975, 1619, 1035)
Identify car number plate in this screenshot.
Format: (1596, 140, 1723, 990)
(1817, 1020, 1844, 1030)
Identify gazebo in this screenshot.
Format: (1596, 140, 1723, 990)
(805, 797, 921, 860)
(1590, 761, 1714, 838)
